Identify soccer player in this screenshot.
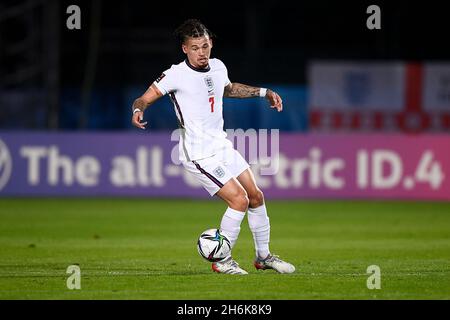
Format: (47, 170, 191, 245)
(131, 19, 295, 275)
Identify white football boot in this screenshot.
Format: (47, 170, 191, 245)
(254, 254, 296, 274)
(212, 257, 248, 275)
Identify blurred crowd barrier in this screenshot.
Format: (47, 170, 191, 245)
(59, 85, 309, 131)
(0, 132, 449, 200)
(0, 86, 308, 131)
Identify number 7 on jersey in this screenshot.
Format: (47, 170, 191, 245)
(209, 97, 215, 113)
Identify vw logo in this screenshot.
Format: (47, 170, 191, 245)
(0, 139, 12, 191)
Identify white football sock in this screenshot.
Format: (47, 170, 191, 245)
(220, 207, 246, 248)
(248, 204, 271, 259)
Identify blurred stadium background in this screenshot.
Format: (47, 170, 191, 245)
(0, 0, 449, 299)
(2, 0, 450, 133)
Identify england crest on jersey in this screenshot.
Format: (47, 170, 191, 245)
(204, 76, 215, 96)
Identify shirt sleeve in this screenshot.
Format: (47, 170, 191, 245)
(224, 67, 231, 87)
(222, 61, 231, 87)
(214, 59, 231, 87)
(152, 66, 177, 95)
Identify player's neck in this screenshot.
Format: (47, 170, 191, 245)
(185, 58, 210, 73)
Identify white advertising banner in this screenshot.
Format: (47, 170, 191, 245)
(309, 61, 406, 111)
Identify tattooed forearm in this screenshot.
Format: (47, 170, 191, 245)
(132, 98, 149, 112)
(132, 84, 163, 112)
(224, 82, 261, 98)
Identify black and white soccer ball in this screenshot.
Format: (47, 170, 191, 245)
(197, 229, 232, 262)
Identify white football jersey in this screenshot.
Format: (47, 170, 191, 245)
(153, 58, 233, 162)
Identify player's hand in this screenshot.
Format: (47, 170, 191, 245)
(266, 89, 283, 112)
(131, 110, 148, 129)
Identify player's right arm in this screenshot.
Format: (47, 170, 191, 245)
(131, 84, 163, 130)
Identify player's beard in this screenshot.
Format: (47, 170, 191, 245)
(198, 57, 209, 68)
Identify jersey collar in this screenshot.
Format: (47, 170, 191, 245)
(185, 59, 210, 73)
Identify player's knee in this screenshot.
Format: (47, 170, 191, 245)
(231, 192, 249, 212)
(249, 189, 264, 208)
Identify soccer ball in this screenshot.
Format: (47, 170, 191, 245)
(197, 229, 232, 262)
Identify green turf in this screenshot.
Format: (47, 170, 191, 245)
(0, 198, 449, 299)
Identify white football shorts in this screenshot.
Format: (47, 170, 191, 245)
(182, 146, 250, 196)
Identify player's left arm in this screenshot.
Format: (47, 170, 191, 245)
(223, 83, 283, 112)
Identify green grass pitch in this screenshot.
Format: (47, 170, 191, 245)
(0, 198, 449, 299)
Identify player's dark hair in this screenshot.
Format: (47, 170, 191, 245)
(174, 19, 215, 44)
